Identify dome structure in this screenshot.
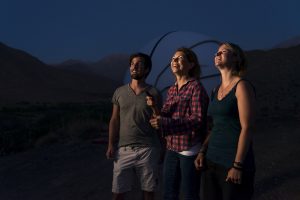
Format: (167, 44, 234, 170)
(124, 31, 221, 97)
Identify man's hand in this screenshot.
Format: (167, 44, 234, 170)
(106, 145, 115, 160)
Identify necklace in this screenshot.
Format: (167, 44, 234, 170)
(219, 79, 235, 98)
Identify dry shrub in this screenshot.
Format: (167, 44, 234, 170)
(34, 118, 105, 147)
(64, 118, 104, 140)
(35, 132, 60, 147)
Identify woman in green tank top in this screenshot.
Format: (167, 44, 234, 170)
(194, 42, 256, 200)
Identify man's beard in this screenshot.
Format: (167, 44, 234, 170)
(130, 74, 144, 80)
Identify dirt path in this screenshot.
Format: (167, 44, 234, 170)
(253, 119, 300, 200)
(0, 120, 299, 200)
(0, 142, 113, 200)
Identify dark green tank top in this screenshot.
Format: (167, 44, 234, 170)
(206, 80, 255, 170)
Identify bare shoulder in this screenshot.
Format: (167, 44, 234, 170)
(236, 80, 255, 98)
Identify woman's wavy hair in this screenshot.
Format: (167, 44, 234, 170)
(175, 47, 201, 80)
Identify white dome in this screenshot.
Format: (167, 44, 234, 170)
(124, 31, 221, 97)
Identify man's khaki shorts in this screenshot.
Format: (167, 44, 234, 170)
(112, 146, 160, 193)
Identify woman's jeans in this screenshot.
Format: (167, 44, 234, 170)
(163, 150, 200, 200)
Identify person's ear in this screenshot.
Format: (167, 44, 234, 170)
(144, 67, 150, 77)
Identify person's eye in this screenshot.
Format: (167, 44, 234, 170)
(215, 52, 221, 56)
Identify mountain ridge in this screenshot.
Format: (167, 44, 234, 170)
(0, 42, 120, 104)
(1, 41, 299, 120)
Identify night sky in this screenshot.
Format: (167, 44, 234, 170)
(1, 0, 299, 63)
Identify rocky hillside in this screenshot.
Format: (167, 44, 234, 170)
(0, 42, 120, 104)
(53, 54, 129, 83)
(245, 45, 300, 120)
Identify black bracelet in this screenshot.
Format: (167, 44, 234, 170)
(233, 161, 243, 167)
(232, 166, 243, 171)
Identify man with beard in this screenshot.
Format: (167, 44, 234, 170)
(106, 53, 162, 200)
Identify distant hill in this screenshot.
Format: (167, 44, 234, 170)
(245, 45, 300, 120)
(0, 42, 120, 104)
(54, 54, 129, 83)
(273, 35, 300, 49)
(1, 41, 299, 120)
(53, 59, 94, 74)
(92, 54, 129, 82)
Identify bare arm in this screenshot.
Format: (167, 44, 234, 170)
(226, 81, 256, 183)
(106, 104, 120, 159)
(234, 81, 256, 164)
(194, 133, 210, 170)
(194, 116, 212, 170)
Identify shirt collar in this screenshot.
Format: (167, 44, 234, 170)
(174, 78, 196, 86)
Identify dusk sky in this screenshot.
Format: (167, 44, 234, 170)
(1, 0, 299, 63)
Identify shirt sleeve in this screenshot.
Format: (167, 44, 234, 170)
(160, 84, 209, 136)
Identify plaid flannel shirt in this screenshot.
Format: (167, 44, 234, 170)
(161, 79, 209, 152)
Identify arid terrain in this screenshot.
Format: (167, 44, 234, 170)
(0, 119, 299, 200)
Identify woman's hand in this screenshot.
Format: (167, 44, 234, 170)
(226, 168, 242, 184)
(149, 116, 161, 130)
(194, 153, 205, 170)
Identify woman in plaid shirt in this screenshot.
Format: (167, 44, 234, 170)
(149, 47, 209, 200)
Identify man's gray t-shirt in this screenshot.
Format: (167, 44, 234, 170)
(112, 84, 161, 147)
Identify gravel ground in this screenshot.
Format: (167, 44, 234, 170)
(0, 119, 299, 200)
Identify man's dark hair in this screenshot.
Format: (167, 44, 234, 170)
(129, 53, 152, 78)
